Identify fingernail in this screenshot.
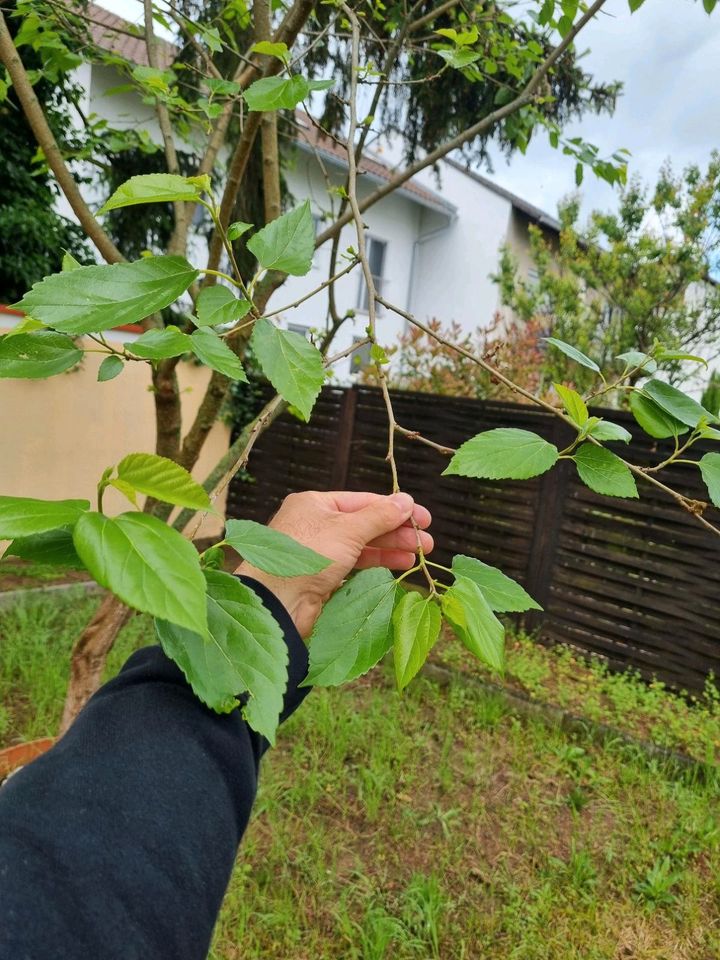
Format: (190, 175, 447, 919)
(389, 492, 414, 513)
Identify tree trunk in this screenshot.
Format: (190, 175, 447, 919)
(59, 594, 132, 735)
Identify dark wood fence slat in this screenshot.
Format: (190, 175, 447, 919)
(226, 384, 720, 693)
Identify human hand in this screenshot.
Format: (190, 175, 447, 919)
(234, 490, 433, 637)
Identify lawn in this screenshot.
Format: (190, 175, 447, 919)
(1, 590, 719, 959)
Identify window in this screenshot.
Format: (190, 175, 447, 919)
(349, 336, 372, 374)
(287, 323, 310, 338)
(357, 237, 387, 311)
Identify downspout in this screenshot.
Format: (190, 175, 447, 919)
(405, 211, 458, 319)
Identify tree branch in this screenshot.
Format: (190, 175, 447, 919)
(0, 10, 124, 265)
(315, 0, 609, 251)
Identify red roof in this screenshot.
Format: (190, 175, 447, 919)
(85, 2, 175, 68)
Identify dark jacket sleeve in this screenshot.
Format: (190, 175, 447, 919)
(0, 576, 310, 960)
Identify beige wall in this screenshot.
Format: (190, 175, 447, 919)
(0, 334, 230, 539)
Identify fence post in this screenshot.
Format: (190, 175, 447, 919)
(523, 417, 573, 633)
(329, 385, 358, 490)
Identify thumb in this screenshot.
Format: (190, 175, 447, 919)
(345, 493, 415, 546)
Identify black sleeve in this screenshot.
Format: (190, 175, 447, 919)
(0, 576, 310, 960)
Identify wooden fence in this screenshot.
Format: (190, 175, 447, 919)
(227, 385, 720, 693)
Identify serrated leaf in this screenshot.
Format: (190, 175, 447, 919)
(393, 592, 441, 691)
(250, 318, 323, 420)
(243, 74, 309, 111)
(554, 383, 588, 426)
(227, 221, 253, 242)
(73, 511, 207, 636)
(97, 355, 124, 382)
(586, 420, 632, 443)
(99, 173, 205, 213)
(124, 325, 193, 360)
(4, 316, 46, 337)
(642, 379, 716, 428)
(4, 528, 84, 567)
(190, 328, 248, 381)
(116, 453, 211, 510)
(442, 577, 505, 673)
(304, 568, 397, 686)
(0, 496, 90, 538)
(156, 570, 288, 743)
(194, 286, 252, 328)
(109, 478, 139, 507)
(0, 331, 82, 379)
(247, 201, 315, 276)
(629, 391, 688, 439)
(699, 452, 720, 508)
(574, 443, 638, 498)
(443, 428, 559, 481)
(223, 518, 331, 576)
(616, 350, 657, 374)
(451, 555, 541, 613)
(13, 256, 199, 335)
(544, 337, 600, 373)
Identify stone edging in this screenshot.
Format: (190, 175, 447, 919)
(0, 581, 105, 608)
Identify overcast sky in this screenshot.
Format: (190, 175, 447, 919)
(103, 0, 720, 222)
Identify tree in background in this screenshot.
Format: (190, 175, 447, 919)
(495, 157, 720, 400)
(0, 3, 89, 302)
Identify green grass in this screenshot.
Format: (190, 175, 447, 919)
(2, 593, 720, 958)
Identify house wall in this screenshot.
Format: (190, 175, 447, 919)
(0, 320, 230, 538)
(409, 161, 513, 333)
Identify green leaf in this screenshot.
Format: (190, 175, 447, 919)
(115, 453, 212, 510)
(243, 75, 309, 111)
(629, 391, 688, 439)
(73, 511, 207, 636)
(227, 221, 253, 242)
(13, 256, 199, 335)
(97, 355, 124, 382)
(703, 0, 717, 13)
(392, 592, 441, 691)
(249, 40, 290, 62)
(304, 568, 397, 686)
(698, 425, 720, 441)
(586, 420, 632, 444)
(616, 350, 657, 374)
(0, 496, 90, 539)
(250, 318, 324, 420)
(655, 350, 707, 367)
(451, 555, 541, 613)
(156, 570, 288, 743)
(642, 379, 716, 428)
(61, 251, 82, 271)
(190, 328, 248, 381)
(194, 286, 251, 328)
(443, 428, 559, 481)
(247, 201, 315, 276)
(574, 443, 638, 498)
(554, 383, 588, 426)
(628, 0, 646, 12)
(435, 47, 481, 69)
(98, 173, 205, 213)
(699, 452, 720, 508)
(4, 528, 84, 567)
(109, 478, 139, 508)
(544, 337, 601, 373)
(442, 577, 505, 673)
(4, 316, 46, 337)
(124, 325, 193, 360)
(222, 518, 331, 576)
(0, 331, 82, 379)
